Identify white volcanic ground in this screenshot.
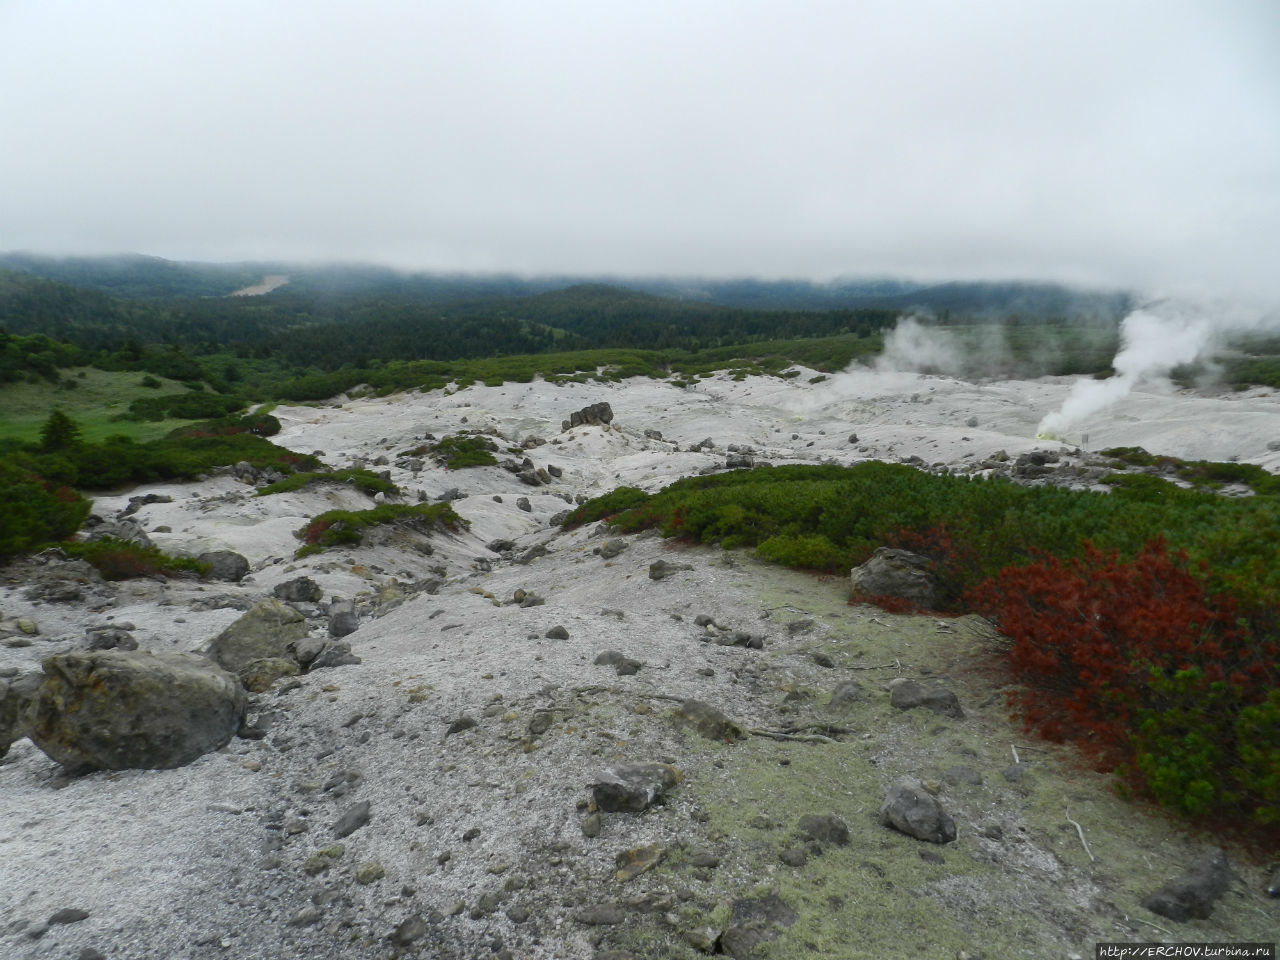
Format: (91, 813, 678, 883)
(2, 368, 1278, 960)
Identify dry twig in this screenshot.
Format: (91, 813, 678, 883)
(1064, 808, 1096, 862)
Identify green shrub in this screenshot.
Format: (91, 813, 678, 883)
(257, 468, 398, 498)
(0, 462, 91, 556)
(294, 502, 467, 557)
(62, 537, 208, 580)
(429, 434, 498, 469)
(120, 391, 244, 422)
(560, 486, 650, 529)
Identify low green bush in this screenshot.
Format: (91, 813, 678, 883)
(257, 468, 398, 498)
(294, 501, 467, 557)
(62, 537, 208, 580)
(429, 434, 498, 469)
(559, 486, 650, 529)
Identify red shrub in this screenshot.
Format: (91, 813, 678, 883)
(966, 539, 1256, 763)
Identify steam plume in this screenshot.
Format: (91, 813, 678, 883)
(1036, 302, 1257, 438)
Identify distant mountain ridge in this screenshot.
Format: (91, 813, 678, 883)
(0, 252, 1131, 318)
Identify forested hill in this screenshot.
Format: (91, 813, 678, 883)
(1, 252, 1132, 319)
(0, 270, 903, 367)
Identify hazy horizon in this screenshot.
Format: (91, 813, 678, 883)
(3, 1, 1277, 300)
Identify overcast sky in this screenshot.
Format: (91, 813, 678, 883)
(2, 0, 1276, 295)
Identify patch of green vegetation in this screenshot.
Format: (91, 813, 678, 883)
(61, 537, 208, 580)
(117, 389, 245, 422)
(559, 486, 650, 529)
(1102, 446, 1280, 496)
(256, 467, 398, 498)
(428, 433, 499, 469)
(589, 462, 1280, 607)
(0, 460, 92, 556)
(581, 463, 1280, 829)
(294, 501, 467, 557)
(0, 367, 211, 444)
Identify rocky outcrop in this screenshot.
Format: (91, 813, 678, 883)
(561, 401, 614, 432)
(850, 547, 939, 607)
(28, 650, 246, 771)
(202, 597, 309, 674)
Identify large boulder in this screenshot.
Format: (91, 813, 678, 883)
(850, 548, 939, 607)
(591, 763, 683, 812)
(1142, 848, 1233, 921)
(273, 576, 323, 604)
(198, 550, 250, 583)
(28, 650, 246, 771)
(879, 777, 956, 843)
(1, 672, 42, 758)
(561, 401, 614, 432)
(889, 680, 964, 719)
(202, 597, 309, 674)
(328, 599, 359, 638)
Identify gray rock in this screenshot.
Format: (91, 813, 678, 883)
(676, 699, 745, 742)
(1, 672, 42, 757)
(943, 765, 983, 786)
(202, 598, 309, 674)
(390, 914, 428, 945)
(85, 519, 153, 549)
(1141, 848, 1233, 921)
(850, 547, 939, 607)
(486, 539, 516, 553)
(516, 496, 532, 513)
(797, 814, 850, 846)
(198, 551, 250, 583)
(649, 559, 694, 581)
(237, 657, 300, 693)
(273, 576, 323, 604)
(333, 800, 372, 838)
(327, 599, 359, 638)
(563, 402, 614, 432)
(828, 680, 864, 707)
(545, 625, 569, 640)
(720, 893, 799, 959)
(889, 680, 964, 719)
(643, 429, 663, 441)
(614, 658, 642, 676)
(308, 641, 362, 670)
(47, 907, 89, 924)
(287, 906, 323, 927)
(580, 812, 602, 838)
(779, 847, 808, 867)
(29, 650, 246, 771)
(84, 626, 137, 651)
(23, 581, 84, 604)
(445, 716, 478, 737)
(596, 539, 629, 560)
(879, 778, 956, 843)
(591, 763, 683, 812)
(574, 904, 624, 925)
(725, 453, 755, 469)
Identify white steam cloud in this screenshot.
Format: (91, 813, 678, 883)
(874, 315, 965, 375)
(1037, 300, 1276, 438)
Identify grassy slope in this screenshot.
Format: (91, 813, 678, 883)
(0, 368, 205, 443)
